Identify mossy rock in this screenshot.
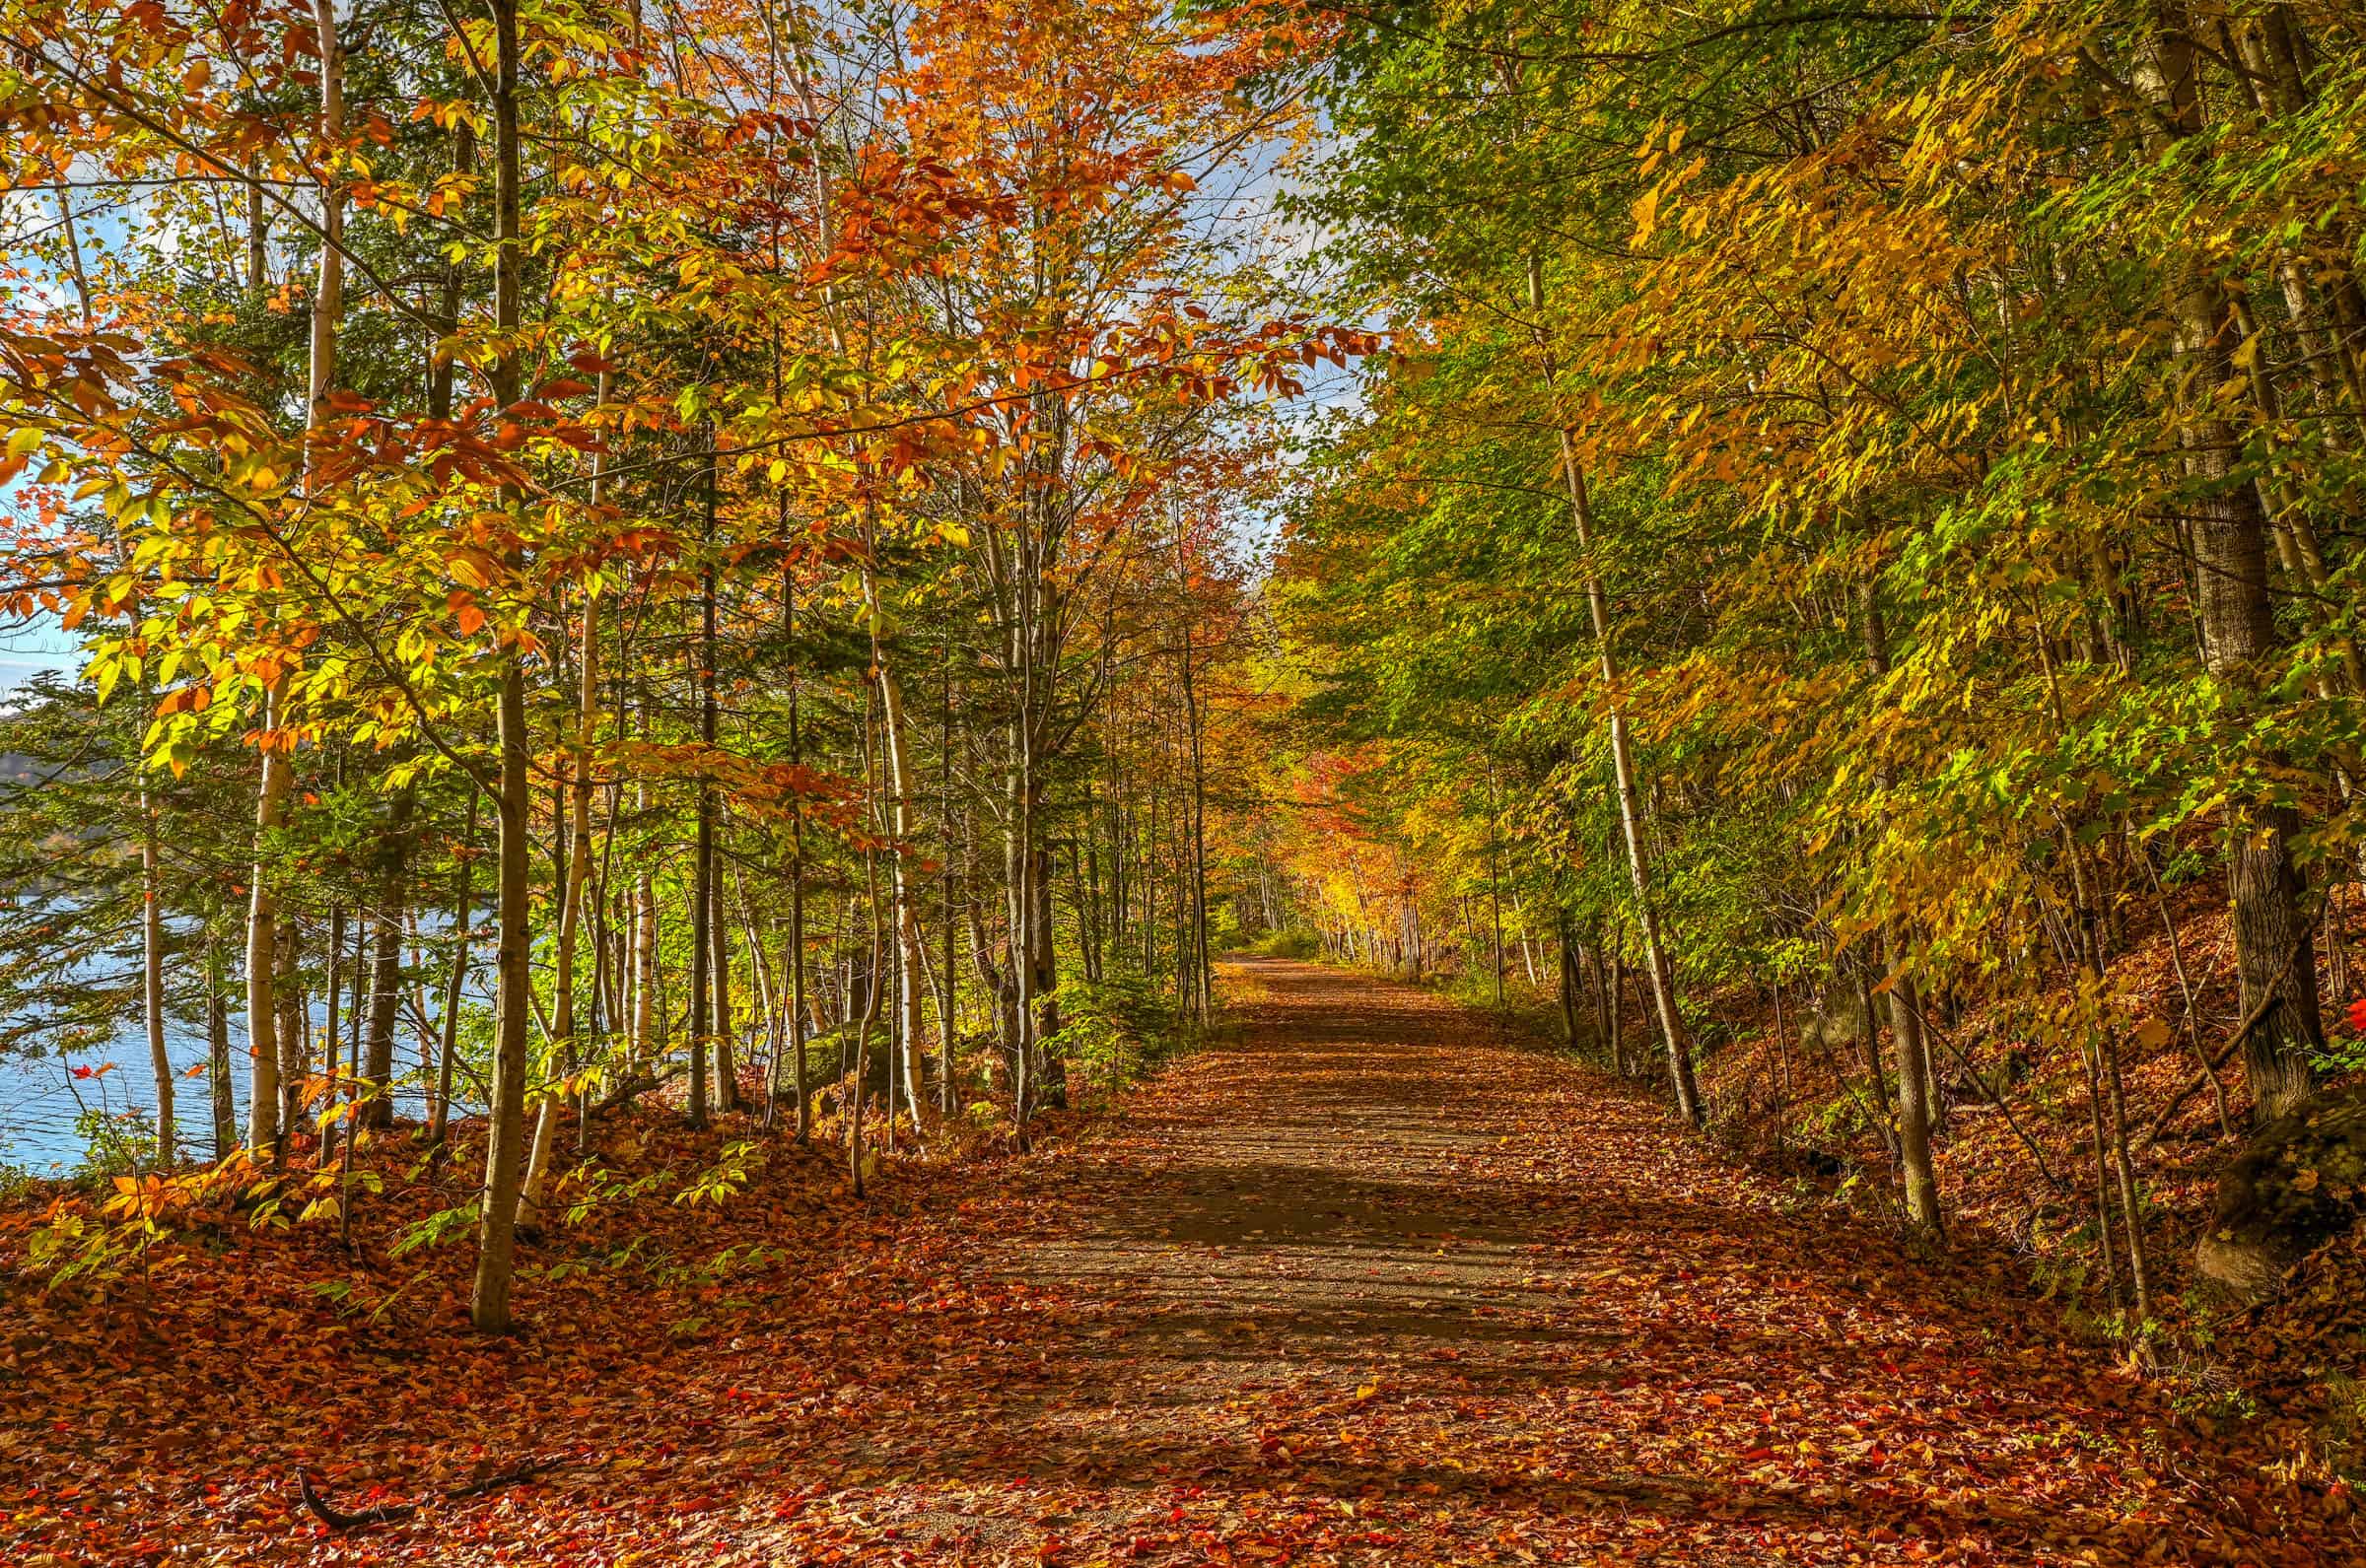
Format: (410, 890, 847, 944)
(2196, 1085, 2366, 1301)
(1797, 987, 1869, 1056)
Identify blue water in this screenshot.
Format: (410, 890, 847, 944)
(0, 1009, 244, 1175)
(0, 943, 490, 1175)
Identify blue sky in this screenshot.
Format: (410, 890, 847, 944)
(0, 452, 78, 696)
(0, 613, 75, 696)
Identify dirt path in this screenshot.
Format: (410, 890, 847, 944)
(736, 958, 2341, 1566)
(19, 959, 2345, 1565)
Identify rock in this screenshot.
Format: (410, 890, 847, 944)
(1797, 986, 1869, 1057)
(2195, 1084, 2366, 1301)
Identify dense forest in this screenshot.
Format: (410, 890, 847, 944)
(1261, 0, 2366, 1320)
(4, 2, 2366, 1564)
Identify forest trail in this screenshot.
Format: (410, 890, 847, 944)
(736, 958, 2335, 1566)
(11, 960, 2344, 1566)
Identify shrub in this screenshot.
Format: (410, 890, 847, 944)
(1045, 969, 1185, 1097)
(73, 1105, 159, 1186)
(1247, 928, 1320, 959)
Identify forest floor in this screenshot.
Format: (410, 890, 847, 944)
(5, 958, 2357, 1565)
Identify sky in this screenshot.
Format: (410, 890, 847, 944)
(0, 458, 76, 699)
(0, 436, 78, 696)
(0, 614, 75, 698)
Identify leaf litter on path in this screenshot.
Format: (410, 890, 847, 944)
(2, 957, 2353, 1564)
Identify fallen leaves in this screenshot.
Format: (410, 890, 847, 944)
(1, 962, 2359, 1564)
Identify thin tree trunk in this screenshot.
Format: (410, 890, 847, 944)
(940, 640, 959, 1115)
(275, 920, 303, 1161)
(140, 771, 173, 1164)
(429, 792, 477, 1149)
(244, 0, 345, 1162)
(1557, 911, 1580, 1046)
(1852, 958, 1902, 1168)
(1035, 840, 1065, 1108)
(688, 439, 718, 1130)
(712, 867, 739, 1114)
(323, 898, 343, 1163)
(2081, 1018, 2126, 1312)
(1177, 558, 1213, 1023)
(519, 447, 604, 1225)
(2102, 1027, 2154, 1322)
(470, 0, 533, 1333)
(1489, 830, 1506, 1010)
(207, 933, 236, 1159)
(850, 849, 883, 1195)
(861, 510, 932, 1131)
(1607, 942, 1627, 1074)
(1882, 927, 1943, 1236)
(1530, 261, 1699, 1122)
(361, 788, 413, 1129)
(789, 593, 811, 1144)
(631, 718, 658, 1069)
(1860, 579, 1942, 1237)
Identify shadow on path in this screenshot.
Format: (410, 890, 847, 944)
(737, 958, 2341, 1566)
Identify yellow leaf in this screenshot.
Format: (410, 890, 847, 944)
(1632, 188, 1660, 243)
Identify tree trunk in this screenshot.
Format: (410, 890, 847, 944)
(632, 774, 658, 1069)
(1489, 834, 1506, 1010)
(789, 615, 811, 1144)
(274, 919, 303, 1157)
(940, 648, 959, 1115)
(1034, 840, 1066, 1109)
(1530, 260, 1698, 1124)
(429, 792, 476, 1149)
(469, 0, 533, 1334)
(361, 788, 413, 1128)
(1852, 958, 1902, 1168)
(2131, 9, 2322, 1128)
(688, 443, 719, 1130)
(711, 868, 739, 1113)
(520, 499, 604, 1228)
(1860, 579, 1942, 1237)
(1883, 927, 1943, 1236)
(1178, 565, 1213, 1023)
(1557, 910, 1580, 1046)
(850, 848, 884, 1195)
(140, 772, 173, 1165)
(323, 899, 343, 1161)
(862, 511, 933, 1130)
(1606, 943, 1627, 1074)
(1008, 750, 1036, 1141)
(207, 933, 236, 1159)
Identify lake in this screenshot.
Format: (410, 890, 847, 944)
(1, 941, 492, 1176)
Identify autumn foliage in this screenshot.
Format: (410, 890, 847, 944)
(6, 1, 2366, 1563)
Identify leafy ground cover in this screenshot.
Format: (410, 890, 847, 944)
(4, 958, 2353, 1565)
